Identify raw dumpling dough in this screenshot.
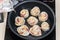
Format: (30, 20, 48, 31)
(41, 22, 50, 31)
(17, 25, 29, 36)
(29, 25, 42, 36)
(27, 16, 38, 26)
(38, 11, 48, 22)
(20, 9, 29, 18)
(30, 6, 40, 16)
(15, 16, 25, 26)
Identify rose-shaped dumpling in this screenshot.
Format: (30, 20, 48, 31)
(15, 16, 25, 26)
(17, 25, 29, 36)
(41, 22, 50, 31)
(30, 6, 40, 16)
(38, 11, 48, 22)
(27, 16, 38, 26)
(29, 25, 42, 36)
(20, 9, 29, 18)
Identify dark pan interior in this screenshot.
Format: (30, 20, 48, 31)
(8, 1, 55, 40)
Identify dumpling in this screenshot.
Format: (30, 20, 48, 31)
(15, 16, 25, 26)
(30, 6, 40, 16)
(27, 16, 38, 26)
(29, 25, 42, 36)
(38, 11, 48, 22)
(20, 9, 29, 18)
(17, 25, 29, 36)
(41, 22, 50, 31)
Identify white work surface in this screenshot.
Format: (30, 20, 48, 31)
(0, 0, 60, 40)
(56, 0, 60, 40)
(0, 13, 7, 40)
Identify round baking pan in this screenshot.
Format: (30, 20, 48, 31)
(8, 1, 55, 40)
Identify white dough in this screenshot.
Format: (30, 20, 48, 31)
(31, 6, 40, 16)
(38, 11, 48, 22)
(15, 16, 25, 26)
(27, 16, 38, 26)
(41, 22, 50, 31)
(29, 25, 42, 36)
(20, 9, 29, 18)
(17, 25, 29, 36)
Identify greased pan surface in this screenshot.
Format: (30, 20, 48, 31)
(8, 1, 55, 40)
